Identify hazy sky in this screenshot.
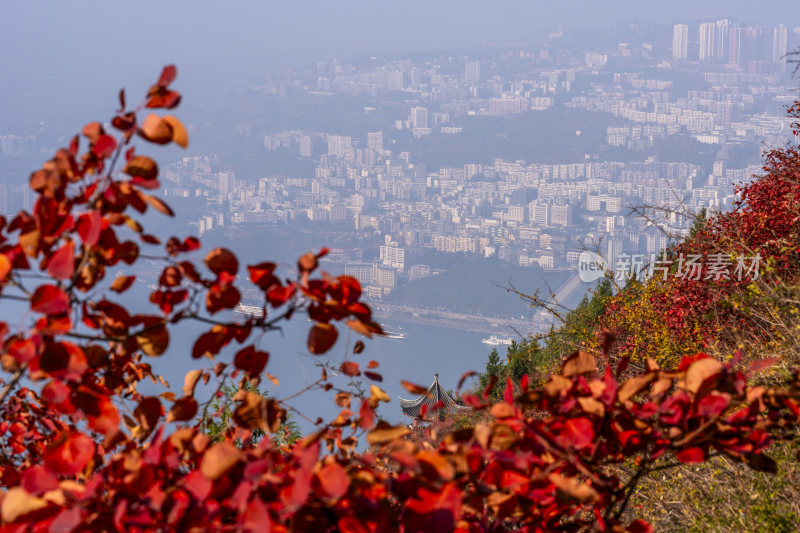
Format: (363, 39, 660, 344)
(0, 1, 796, 128)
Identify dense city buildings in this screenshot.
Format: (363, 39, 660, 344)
(9, 19, 785, 314)
(149, 19, 800, 307)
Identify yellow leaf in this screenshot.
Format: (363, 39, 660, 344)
(370, 385, 390, 403)
(163, 115, 189, 148)
(1, 487, 48, 523)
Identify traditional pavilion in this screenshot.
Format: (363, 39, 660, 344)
(399, 374, 471, 421)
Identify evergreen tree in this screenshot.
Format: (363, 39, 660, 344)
(478, 348, 506, 400)
(689, 207, 708, 238)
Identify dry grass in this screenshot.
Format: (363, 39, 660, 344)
(624, 438, 800, 532)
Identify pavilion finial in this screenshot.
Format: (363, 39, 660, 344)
(434, 373, 439, 382)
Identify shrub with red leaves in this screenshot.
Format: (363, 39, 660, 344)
(0, 67, 799, 533)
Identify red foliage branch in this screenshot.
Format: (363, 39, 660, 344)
(0, 67, 798, 532)
(598, 123, 800, 360)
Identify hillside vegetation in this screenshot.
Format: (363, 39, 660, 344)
(477, 103, 800, 530)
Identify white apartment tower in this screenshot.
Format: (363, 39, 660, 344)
(380, 238, 405, 272)
(672, 24, 689, 60)
(465, 60, 481, 83)
(409, 107, 429, 129)
(299, 135, 313, 157)
(217, 171, 235, 197)
(327, 135, 352, 158)
(699, 20, 729, 62)
(699, 22, 715, 61)
(774, 24, 788, 72)
(367, 131, 383, 152)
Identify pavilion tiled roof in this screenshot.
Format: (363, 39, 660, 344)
(399, 373, 470, 420)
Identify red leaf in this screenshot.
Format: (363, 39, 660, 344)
(242, 499, 271, 532)
(44, 432, 95, 476)
(182, 470, 213, 501)
(192, 329, 227, 359)
(677, 352, 711, 372)
(146, 90, 182, 109)
(340, 361, 360, 377)
(36, 313, 73, 336)
(561, 417, 595, 450)
(31, 284, 70, 315)
(133, 397, 164, 435)
(359, 399, 375, 430)
(204, 248, 239, 276)
(317, 462, 349, 500)
(363, 371, 382, 382)
(8, 339, 37, 364)
(77, 210, 103, 246)
(157, 65, 177, 87)
(462, 393, 484, 409)
(234, 345, 269, 378)
(697, 393, 729, 418)
(50, 508, 82, 532)
(627, 520, 655, 533)
(504, 377, 514, 404)
(166, 236, 201, 256)
(73, 388, 120, 437)
(39, 341, 87, 381)
(92, 134, 117, 159)
(401, 380, 428, 395)
(457, 371, 477, 390)
(267, 284, 296, 307)
(677, 446, 707, 464)
(748, 357, 779, 375)
(205, 284, 240, 314)
(308, 323, 338, 355)
(46, 240, 75, 280)
(22, 466, 59, 496)
(168, 396, 198, 422)
(339, 517, 369, 533)
(247, 261, 277, 289)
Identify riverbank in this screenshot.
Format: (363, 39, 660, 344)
(372, 302, 549, 337)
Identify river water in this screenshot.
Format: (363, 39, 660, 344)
(141, 315, 500, 433)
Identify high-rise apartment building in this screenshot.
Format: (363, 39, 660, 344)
(699, 20, 729, 62)
(217, 171, 235, 197)
(299, 135, 313, 157)
(409, 107, 429, 129)
(465, 60, 481, 83)
(774, 24, 788, 72)
(714, 19, 729, 58)
(327, 135, 352, 158)
(507, 205, 525, 223)
(672, 24, 689, 60)
(367, 131, 383, 152)
(550, 205, 572, 227)
(380, 238, 405, 272)
(529, 203, 550, 227)
(699, 22, 715, 61)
